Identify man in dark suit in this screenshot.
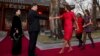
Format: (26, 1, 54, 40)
(28, 4, 49, 56)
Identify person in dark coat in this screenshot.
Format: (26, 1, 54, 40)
(10, 9, 23, 56)
(28, 4, 49, 56)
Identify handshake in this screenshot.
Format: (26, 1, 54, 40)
(49, 16, 60, 20)
(49, 17, 54, 20)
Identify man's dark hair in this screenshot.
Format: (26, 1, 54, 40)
(31, 3, 38, 7)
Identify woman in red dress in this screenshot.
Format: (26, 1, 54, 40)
(75, 13, 84, 47)
(50, 5, 78, 53)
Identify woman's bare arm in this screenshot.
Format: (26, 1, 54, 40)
(49, 15, 63, 20)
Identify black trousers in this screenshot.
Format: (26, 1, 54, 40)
(12, 38, 22, 55)
(28, 31, 39, 56)
(76, 33, 83, 46)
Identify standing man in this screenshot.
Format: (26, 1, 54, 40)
(28, 4, 49, 56)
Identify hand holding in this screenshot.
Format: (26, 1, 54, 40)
(83, 25, 87, 28)
(16, 29, 19, 34)
(49, 17, 54, 20)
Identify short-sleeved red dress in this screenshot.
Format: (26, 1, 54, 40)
(76, 17, 84, 34)
(61, 11, 75, 41)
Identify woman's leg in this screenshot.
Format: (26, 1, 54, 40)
(59, 40, 68, 54)
(87, 32, 95, 48)
(67, 40, 73, 52)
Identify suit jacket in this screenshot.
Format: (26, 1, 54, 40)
(28, 10, 48, 32)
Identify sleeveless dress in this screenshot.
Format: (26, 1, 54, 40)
(61, 11, 75, 41)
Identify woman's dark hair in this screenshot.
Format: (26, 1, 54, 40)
(14, 9, 20, 14)
(64, 4, 75, 11)
(85, 9, 90, 16)
(64, 4, 71, 11)
(77, 13, 82, 17)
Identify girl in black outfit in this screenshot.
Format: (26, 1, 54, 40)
(10, 9, 23, 56)
(75, 13, 84, 47)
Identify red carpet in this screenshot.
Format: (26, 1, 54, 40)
(0, 35, 100, 56)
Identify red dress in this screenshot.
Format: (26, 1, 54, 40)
(61, 11, 75, 41)
(76, 17, 84, 34)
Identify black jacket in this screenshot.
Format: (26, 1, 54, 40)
(10, 16, 23, 39)
(28, 10, 48, 32)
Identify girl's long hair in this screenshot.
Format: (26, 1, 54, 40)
(85, 9, 90, 16)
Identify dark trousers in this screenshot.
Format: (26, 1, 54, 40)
(12, 38, 22, 55)
(28, 31, 39, 56)
(76, 33, 83, 46)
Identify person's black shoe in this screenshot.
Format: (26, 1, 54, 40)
(78, 43, 82, 47)
(78, 42, 83, 47)
(80, 43, 85, 50)
(91, 43, 95, 48)
(81, 46, 85, 50)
